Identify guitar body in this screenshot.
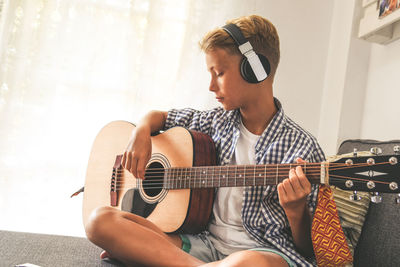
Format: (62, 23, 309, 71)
(83, 121, 216, 234)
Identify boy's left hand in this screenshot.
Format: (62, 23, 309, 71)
(277, 158, 311, 219)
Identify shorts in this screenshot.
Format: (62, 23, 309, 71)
(180, 232, 295, 267)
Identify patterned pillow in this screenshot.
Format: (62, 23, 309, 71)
(327, 152, 371, 258)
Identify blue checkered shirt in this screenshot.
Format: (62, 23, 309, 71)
(164, 98, 325, 266)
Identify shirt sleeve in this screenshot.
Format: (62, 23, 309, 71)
(164, 107, 220, 135)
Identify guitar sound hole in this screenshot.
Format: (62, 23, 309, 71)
(143, 162, 164, 197)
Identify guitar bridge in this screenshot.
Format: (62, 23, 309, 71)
(110, 155, 123, 206)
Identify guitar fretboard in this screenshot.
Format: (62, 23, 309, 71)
(163, 163, 323, 189)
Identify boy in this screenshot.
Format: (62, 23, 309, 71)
(85, 15, 324, 267)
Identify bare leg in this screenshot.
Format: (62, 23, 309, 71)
(85, 206, 204, 267)
(200, 250, 289, 267)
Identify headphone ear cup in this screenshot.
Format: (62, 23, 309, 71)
(240, 54, 271, 84)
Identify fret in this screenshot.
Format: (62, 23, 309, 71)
(178, 168, 182, 189)
(172, 167, 176, 189)
(180, 168, 184, 189)
(168, 168, 174, 189)
(275, 164, 278, 185)
(191, 168, 196, 188)
(204, 167, 208, 187)
(257, 166, 264, 186)
(192, 167, 196, 188)
(264, 164, 267, 186)
(205, 167, 209, 187)
(183, 167, 187, 189)
(201, 167, 207, 188)
(218, 166, 221, 188)
(173, 167, 177, 189)
(220, 166, 228, 187)
(254, 165, 259, 186)
(225, 166, 231, 187)
(230, 166, 236, 187)
(187, 168, 191, 188)
(244, 165, 247, 186)
(186, 168, 190, 189)
(253, 165, 255, 186)
(198, 167, 202, 188)
(205, 167, 210, 188)
(244, 165, 252, 186)
(184, 168, 188, 189)
(211, 166, 214, 187)
(234, 165, 237, 187)
(199, 167, 203, 188)
(195, 167, 199, 188)
(177, 167, 180, 189)
(236, 165, 244, 187)
(188, 168, 192, 188)
(226, 166, 229, 187)
(175, 168, 179, 188)
(220, 166, 225, 187)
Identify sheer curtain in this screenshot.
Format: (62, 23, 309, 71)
(0, 0, 259, 236)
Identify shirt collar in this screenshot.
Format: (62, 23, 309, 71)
(224, 97, 286, 148)
(255, 98, 286, 152)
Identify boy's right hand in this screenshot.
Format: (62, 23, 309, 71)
(122, 126, 152, 179)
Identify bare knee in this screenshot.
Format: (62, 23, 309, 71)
(85, 206, 117, 244)
(218, 250, 288, 267)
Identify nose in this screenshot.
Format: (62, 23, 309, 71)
(209, 76, 218, 92)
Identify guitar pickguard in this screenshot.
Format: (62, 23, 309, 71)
(121, 188, 157, 218)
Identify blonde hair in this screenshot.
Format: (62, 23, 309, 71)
(199, 15, 280, 76)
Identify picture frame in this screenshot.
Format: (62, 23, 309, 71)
(379, 0, 400, 18)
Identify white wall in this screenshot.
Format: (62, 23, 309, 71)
(256, 1, 334, 137)
(317, 0, 400, 156)
(361, 40, 400, 141)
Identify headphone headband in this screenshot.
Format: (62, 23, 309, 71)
(222, 24, 248, 46)
(222, 23, 269, 83)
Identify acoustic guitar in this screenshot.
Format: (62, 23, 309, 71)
(82, 121, 400, 234)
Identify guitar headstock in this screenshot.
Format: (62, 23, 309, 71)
(328, 154, 400, 193)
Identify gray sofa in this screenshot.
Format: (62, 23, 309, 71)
(1, 139, 399, 267)
(0, 230, 123, 267)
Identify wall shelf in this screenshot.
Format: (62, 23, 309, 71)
(359, 0, 400, 44)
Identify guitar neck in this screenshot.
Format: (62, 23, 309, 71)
(164, 163, 324, 189)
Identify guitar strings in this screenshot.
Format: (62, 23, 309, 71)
(111, 169, 394, 190)
(112, 162, 388, 183)
(112, 167, 390, 184)
(107, 161, 395, 190)
(112, 175, 393, 191)
(113, 161, 386, 176)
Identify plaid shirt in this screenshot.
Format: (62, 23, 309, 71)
(164, 98, 325, 266)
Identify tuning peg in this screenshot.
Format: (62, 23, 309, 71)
(349, 191, 362, 201)
(394, 145, 400, 155)
(371, 192, 382, 203)
(395, 194, 400, 204)
(370, 147, 383, 155)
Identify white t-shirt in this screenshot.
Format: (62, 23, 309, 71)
(208, 120, 261, 255)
